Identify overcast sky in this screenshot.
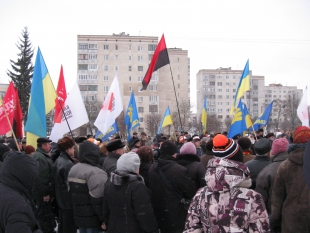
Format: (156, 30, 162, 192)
(1, 0, 310, 108)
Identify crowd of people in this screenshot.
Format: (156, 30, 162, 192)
(0, 126, 310, 233)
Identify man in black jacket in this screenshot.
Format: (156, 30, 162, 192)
(149, 140, 196, 233)
(0, 151, 42, 233)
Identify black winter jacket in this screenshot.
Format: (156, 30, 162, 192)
(53, 151, 75, 209)
(148, 154, 196, 232)
(102, 152, 120, 177)
(0, 151, 41, 233)
(103, 170, 158, 233)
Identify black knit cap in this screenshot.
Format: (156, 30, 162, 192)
(160, 140, 178, 156)
(212, 134, 243, 162)
(238, 137, 252, 150)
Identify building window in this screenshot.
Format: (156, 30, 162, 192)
(178, 75, 180, 80)
(138, 76, 143, 82)
(138, 97, 143, 102)
(218, 102, 222, 105)
(103, 76, 108, 81)
(138, 66, 143, 71)
(129, 87, 132, 92)
(178, 84, 180, 89)
(129, 76, 131, 81)
(149, 84, 157, 91)
(115, 45, 118, 50)
(129, 55, 132, 61)
(88, 44, 97, 49)
(149, 96, 158, 102)
(226, 89, 229, 92)
(88, 64, 98, 70)
(218, 89, 222, 92)
(78, 54, 88, 60)
(139, 117, 144, 122)
(78, 74, 87, 80)
(218, 115, 223, 119)
(104, 65, 109, 71)
(88, 54, 97, 60)
(138, 107, 144, 113)
(104, 55, 109, 60)
(177, 58, 179, 62)
(115, 66, 118, 71)
(78, 64, 88, 70)
(103, 86, 109, 92)
(129, 66, 132, 71)
(148, 44, 156, 51)
(217, 82, 222, 86)
(226, 95, 229, 99)
(115, 55, 118, 60)
(149, 54, 153, 61)
(138, 55, 143, 61)
(88, 85, 98, 91)
(78, 43, 88, 50)
(226, 76, 229, 79)
(89, 75, 97, 80)
(218, 95, 223, 99)
(79, 85, 87, 91)
(104, 45, 109, 50)
(138, 45, 143, 51)
(218, 109, 223, 113)
(149, 105, 158, 112)
(226, 102, 230, 105)
(129, 45, 132, 51)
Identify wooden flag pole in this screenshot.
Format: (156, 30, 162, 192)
(251, 125, 258, 141)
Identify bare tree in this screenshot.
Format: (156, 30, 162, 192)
(224, 116, 232, 132)
(207, 114, 222, 133)
(116, 111, 126, 139)
(144, 113, 161, 137)
(283, 94, 301, 130)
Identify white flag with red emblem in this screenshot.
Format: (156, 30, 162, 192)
(94, 75, 123, 134)
(297, 86, 309, 127)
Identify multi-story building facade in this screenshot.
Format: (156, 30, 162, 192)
(77, 32, 190, 135)
(0, 83, 9, 99)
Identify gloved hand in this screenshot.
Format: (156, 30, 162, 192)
(270, 218, 281, 233)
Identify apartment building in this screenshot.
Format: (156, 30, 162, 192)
(77, 32, 190, 134)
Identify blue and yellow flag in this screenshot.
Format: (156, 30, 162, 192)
(230, 59, 250, 114)
(95, 121, 119, 142)
(157, 106, 173, 134)
(253, 101, 273, 130)
(201, 95, 207, 134)
(25, 48, 56, 147)
(125, 91, 140, 142)
(228, 100, 253, 138)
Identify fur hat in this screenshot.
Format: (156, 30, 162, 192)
(180, 142, 196, 155)
(253, 138, 272, 155)
(160, 140, 178, 156)
(271, 138, 289, 155)
(129, 139, 140, 149)
(106, 139, 125, 152)
(212, 134, 243, 162)
(57, 137, 75, 151)
(117, 151, 140, 173)
(293, 126, 310, 144)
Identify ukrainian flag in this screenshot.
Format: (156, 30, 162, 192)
(228, 100, 253, 138)
(201, 95, 207, 134)
(230, 59, 250, 114)
(157, 106, 173, 134)
(25, 48, 56, 147)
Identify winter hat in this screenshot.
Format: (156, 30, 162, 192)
(0, 143, 10, 161)
(180, 142, 197, 155)
(79, 140, 100, 164)
(293, 126, 310, 144)
(24, 145, 35, 155)
(106, 139, 125, 152)
(271, 138, 289, 155)
(6, 138, 20, 151)
(253, 138, 272, 155)
(238, 137, 252, 150)
(57, 137, 75, 151)
(160, 140, 178, 156)
(117, 151, 140, 173)
(212, 134, 243, 162)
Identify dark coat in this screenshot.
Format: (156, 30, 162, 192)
(98, 153, 107, 167)
(53, 151, 75, 209)
(0, 151, 41, 233)
(242, 149, 255, 163)
(200, 153, 214, 168)
(176, 153, 206, 190)
(102, 152, 121, 177)
(32, 147, 55, 200)
(148, 154, 196, 233)
(103, 170, 158, 233)
(139, 161, 152, 188)
(245, 155, 271, 189)
(272, 145, 310, 233)
(255, 151, 288, 214)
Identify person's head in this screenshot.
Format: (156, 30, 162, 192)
(24, 145, 35, 156)
(79, 140, 100, 165)
(6, 138, 21, 151)
(141, 131, 147, 138)
(238, 137, 252, 150)
(180, 142, 197, 155)
(253, 138, 272, 155)
(293, 126, 310, 144)
(96, 138, 102, 143)
(133, 132, 138, 138)
(129, 139, 140, 150)
(57, 136, 75, 157)
(265, 133, 275, 141)
(0, 143, 10, 162)
(99, 142, 108, 156)
(192, 136, 201, 147)
(145, 140, 154, 149)
(212, 134, 243, 163)
(106, 139, 125, 155)
(204, 139, 214, 155)
(222, 131, 228, 136)
(87, 138, 101, 146)
(116, 151, 140, 174)
(160, 140, 178, 158)
(271, 138, 289, 156)
(37, 137, 52, 153)
(136, 146, 153, 163)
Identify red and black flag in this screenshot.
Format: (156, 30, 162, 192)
(141, 34, 170, 91)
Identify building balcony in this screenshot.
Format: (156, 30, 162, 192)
(78, 80, 98, 84)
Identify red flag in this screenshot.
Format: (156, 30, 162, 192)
(12, 88, 23, 138)
(54, 65, 67, 123)
(141, 34, 170, 90)
(0, 82, 16, 135)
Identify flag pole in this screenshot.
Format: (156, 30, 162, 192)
(251, 125, 258, 141)
(0, 101, 20, 152)
(57, 99, 74, 138)
(168, 65, 183, 131)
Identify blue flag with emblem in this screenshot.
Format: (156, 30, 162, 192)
(228, 100, 253, 138)
(125, 91, 140, 142)
(95, 121, 119, 142)
(253, 101, 273, 130)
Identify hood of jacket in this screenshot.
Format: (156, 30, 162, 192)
(0, 151, 39, 199)
(110, 170, 144, 185)
(271, 151, 288, 162)
(205, 158, 251, 193)
(176, 153, 200, 166)
(288, 144, 306, 165)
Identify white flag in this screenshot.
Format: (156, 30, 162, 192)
(297, 86, 309, 127)
(94, 75, 123, 134)
(49, 82, 89, 142)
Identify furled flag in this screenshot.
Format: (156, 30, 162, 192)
(95, 121, 119, 142)
(157, 106, 173, 134)
(230, 59, 250, 114)
(228, 100, 253, 138)
(201, 95, 207, 134)
(49, 82, 89, 142)
(94, 75, 123, 134)
(141, 34, 170, 91)
(297, 86, 309, 127)
(54, 65, 67, 123)
(0, 82, 23, 137)
(25, 48, 56, 147)
(125, 91, 140, 142)
(253, 101, 274, 130)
